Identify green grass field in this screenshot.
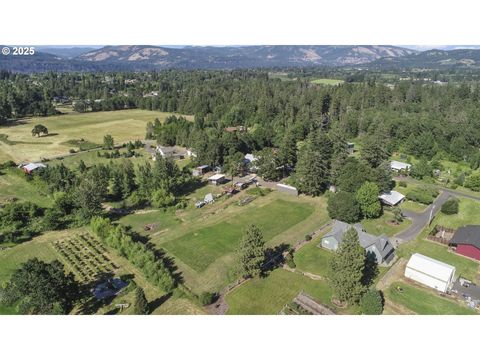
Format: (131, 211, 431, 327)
(385, 281, 476, 315)
(432, 197, 480, 229)
(225, 268, 335, 314)
(163, 199, 314, 272)
(361, 211, 412, 237)
(294, 238, 333, 277)
(0, 168, 53, 207)
(310, 78, 344, 85)
(0, 109, 192, 162)
(400, 200, 428, 213)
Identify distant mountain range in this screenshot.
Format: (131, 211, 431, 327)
(1, 45, 480, 72)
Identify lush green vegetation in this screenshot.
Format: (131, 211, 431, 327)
(433, 197, 480, 229)
(385, 281, 476, 315)
(163, 199, 314, 272)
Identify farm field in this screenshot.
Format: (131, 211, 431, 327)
(310, 78, 344, 85)
(385, 281, 476, 315)
(0, 228, 203, 314)
(0, 109, 193, 162)
(146, 191, 329, 293)
(163, 199, 314, 273)
(225, 268, 338, 314)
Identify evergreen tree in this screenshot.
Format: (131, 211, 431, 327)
(295, 131, 332, 196)
(360, 289, 384, 315)
(103, 134, 114, 150)
(133, 287, 149, 315)
(327, 192, 361, 223)
(235, 224, 265, 278)
(329, 227, 366, 304)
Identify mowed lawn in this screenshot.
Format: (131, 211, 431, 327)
(294, 238, 333, 277)
(0, 109, 192, 162)
(361, 211, 412, 237)
(163, 199, 314, 272)
(385, 281, 476, 315)
(432, 197, 480, 229)
(226, 269, 334, 315)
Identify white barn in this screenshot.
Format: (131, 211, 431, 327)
(405, 253, 456, 293)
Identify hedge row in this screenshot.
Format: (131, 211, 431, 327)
(90, 217, 175, 292)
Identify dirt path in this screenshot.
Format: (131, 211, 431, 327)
(377, 258, 407, 291)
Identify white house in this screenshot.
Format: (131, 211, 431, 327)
(379, 190, 405, 206)
(390, 160, 411, 172)
(404, 253, 456, 293)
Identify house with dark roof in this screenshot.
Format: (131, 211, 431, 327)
(449, 225, 480, 261)
(320, 220, 395, 265)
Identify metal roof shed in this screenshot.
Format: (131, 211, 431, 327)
(405, 253, 456, 293)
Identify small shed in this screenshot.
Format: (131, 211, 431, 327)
(379, 190, 405, 206)
(21, 162, 47, 174)
(276, 183, 298, 196)
(405, 253, 456, 293)
(208, 174, 226, 185)
(192, 165, 210, 177)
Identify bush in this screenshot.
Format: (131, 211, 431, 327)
(198, 292, 217, 306)
(246, 187, 271, 197)
(285, 253, 296, 268)
(305, 234, 312, 242)
(360, 289, 384, 315)
(406, 186, 439, 205)
(465, 174, 480, 192)
(441, 197, 459, 215)
(398, 181, 407, 188)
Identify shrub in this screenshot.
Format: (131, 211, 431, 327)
(360, 289, 384, 315)
(198, 292, 218, 306)
(406, 186, 439, 205)
(398, 181, 407, 188)
(305, 234, 312, 242)
(465, 174, 480, 192)
(285, 253, 296, 268)
(441, 197, 459, 215)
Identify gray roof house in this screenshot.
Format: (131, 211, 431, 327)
(320, 220, 395, 265)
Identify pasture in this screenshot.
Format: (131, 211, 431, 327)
(0, 109, 192, 162)
(144, 191, 329, 293)
(310, 78, 344, 85)
(163, 199, 314, 273)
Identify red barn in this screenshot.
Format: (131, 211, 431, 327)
(449, 225, 480, 261)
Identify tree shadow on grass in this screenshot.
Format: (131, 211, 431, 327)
(148, 292, 173, 314)
(261, 243, 291, 277)
(149, 246, 184, 286)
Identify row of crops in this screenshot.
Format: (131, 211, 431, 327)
(53, 233, 118, 283)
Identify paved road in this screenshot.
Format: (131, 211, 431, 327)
(395, 191, 450, 242)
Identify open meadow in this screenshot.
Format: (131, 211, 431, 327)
(0, 109, 192, 163)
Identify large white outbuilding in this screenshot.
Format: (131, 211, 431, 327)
(404, 253, 456, 293)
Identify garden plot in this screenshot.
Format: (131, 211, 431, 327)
(53, 233, 118, 283)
